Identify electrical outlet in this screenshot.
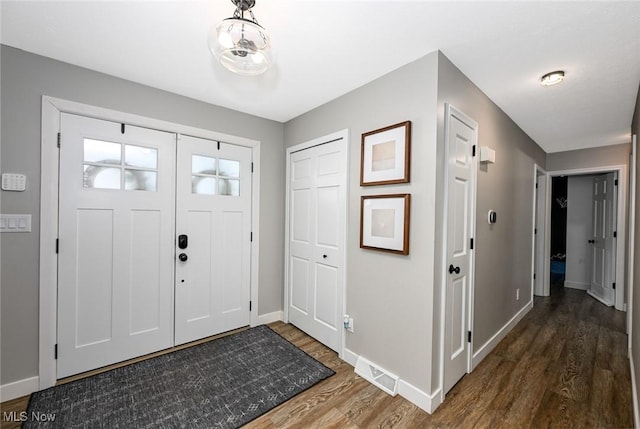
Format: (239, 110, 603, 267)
(516, 289, 520, 301)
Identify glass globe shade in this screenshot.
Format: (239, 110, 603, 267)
(209, 18, 272, 76)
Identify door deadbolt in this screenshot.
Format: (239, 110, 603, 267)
(178, 234, 188, 249)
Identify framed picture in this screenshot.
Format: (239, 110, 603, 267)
(360, 194, 411, 255)
(360, 121, 411, 186)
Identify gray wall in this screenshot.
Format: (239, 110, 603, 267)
(435, 53, 546, 390)
(285, 53, 440, 393)
(546, 143, 631, 171)
(284, 51, 546, 396)
(631, 81, 640, 423)
(0, 45, 285, 385)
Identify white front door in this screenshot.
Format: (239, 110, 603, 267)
(57, 114, 176, 378)
(287, 136, 347, 353)
(174, 135, 252, 345)
(443, 106, 477, 394)
(589, 172, 616, 306)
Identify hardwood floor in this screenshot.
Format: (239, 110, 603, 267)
(1, 287, 633, 428)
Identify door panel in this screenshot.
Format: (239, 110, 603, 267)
(288, 138, 346, 353)
(58, 113, 175, 378)
(444, 108, 476, 394)
(174, 135, 252, 345)
(589, 173, 615, 305)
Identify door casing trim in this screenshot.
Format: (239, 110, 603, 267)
(40, 96, 261, 389)
(283, 129, 349, 360)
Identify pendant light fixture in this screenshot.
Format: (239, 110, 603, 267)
(209, 0, 272, 76)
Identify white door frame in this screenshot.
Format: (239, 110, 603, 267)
(283, 129, 349, 360)
(544, 165, 628, 311)
(438, 104, 478, 402)
(532, 164, 550, 297)
(627, 135, 636, 342)
(40, 96, 261, 389)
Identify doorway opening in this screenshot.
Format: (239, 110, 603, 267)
(541, 166, 628, 312)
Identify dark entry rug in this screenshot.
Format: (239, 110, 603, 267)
(25, 325, 334, 428)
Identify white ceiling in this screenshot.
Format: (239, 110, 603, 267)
(2, 1, 639, 153)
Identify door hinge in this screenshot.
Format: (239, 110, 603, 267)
(56, 238, 59, 254)
(467, 331, 472, 343)
(249, 301, 252, 311)
(613, 231, 617, 238)
(614, 179, 618, 186)
(250, 232, 253, 242)
(121, 123, 125, 134)
(613, 282, 616, 290)
(217, 141, 221, 150)
(470, 238, 474, 250)
(54, 344, 58, 360)
(57, 132, 61, 148)
(534, 228, 537, 235)
(472, 145, 476, 157)
(536, 182, 538, 189)
(533, 273, 536, 280)
(251, 162, 254, 173)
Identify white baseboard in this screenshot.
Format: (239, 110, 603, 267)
(344, 348, 439, 414)
(397, 380, 441, 414)
(472, 300, 533, 368)
(630, 350, 640, 429)
(564, 280, 589, 291)
(587, 290, 614, 307)
(341, 348, 358, 367)
(0, 376, 39, 402)
(256, 311, 283, 325)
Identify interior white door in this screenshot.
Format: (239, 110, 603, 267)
(589, 173, 615, 305)
(57, 113, 176, 378)
(174, 135, 252, 345)
(443, 107, 476, 394)
(288, 138, 346, 353)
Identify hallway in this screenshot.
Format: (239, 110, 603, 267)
(438, 286, 633, 427)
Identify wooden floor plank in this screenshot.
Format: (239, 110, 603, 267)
(1, 287, 633, 429)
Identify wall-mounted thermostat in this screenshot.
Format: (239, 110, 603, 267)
(488, 210, 497, 224)
(2, 173, 27, 191)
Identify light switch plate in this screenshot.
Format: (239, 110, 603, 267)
(0, 214, 32, 232)
(2, 173, 27, 191)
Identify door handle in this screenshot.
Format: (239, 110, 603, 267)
(178, 253, 188, 262)
(448, 264, 460, 274)
(588, 239, 595, 244)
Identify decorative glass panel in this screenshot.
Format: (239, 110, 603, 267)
(83, 165, 121, 189)
(192, 176, 216, 195)
(192, 155, 216, 175)
(125, 170, 157, 191)
(219, 159, 240, 178)
(84, 139, 121, 165)
(219, 179, 240, 196)
(125, 145, 157, 169)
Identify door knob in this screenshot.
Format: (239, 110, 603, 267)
(178, 253, 188, 262)
(588, 239, 595, 244)
(322, 254, 328, 259)
(449, 264, 460, 274)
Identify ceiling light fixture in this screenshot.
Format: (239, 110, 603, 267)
(540, 70, 565, 87)
(209, 0, 272, 76)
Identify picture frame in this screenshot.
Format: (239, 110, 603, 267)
(360, 121, 411, 186)
(360, 194, 411, 255)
